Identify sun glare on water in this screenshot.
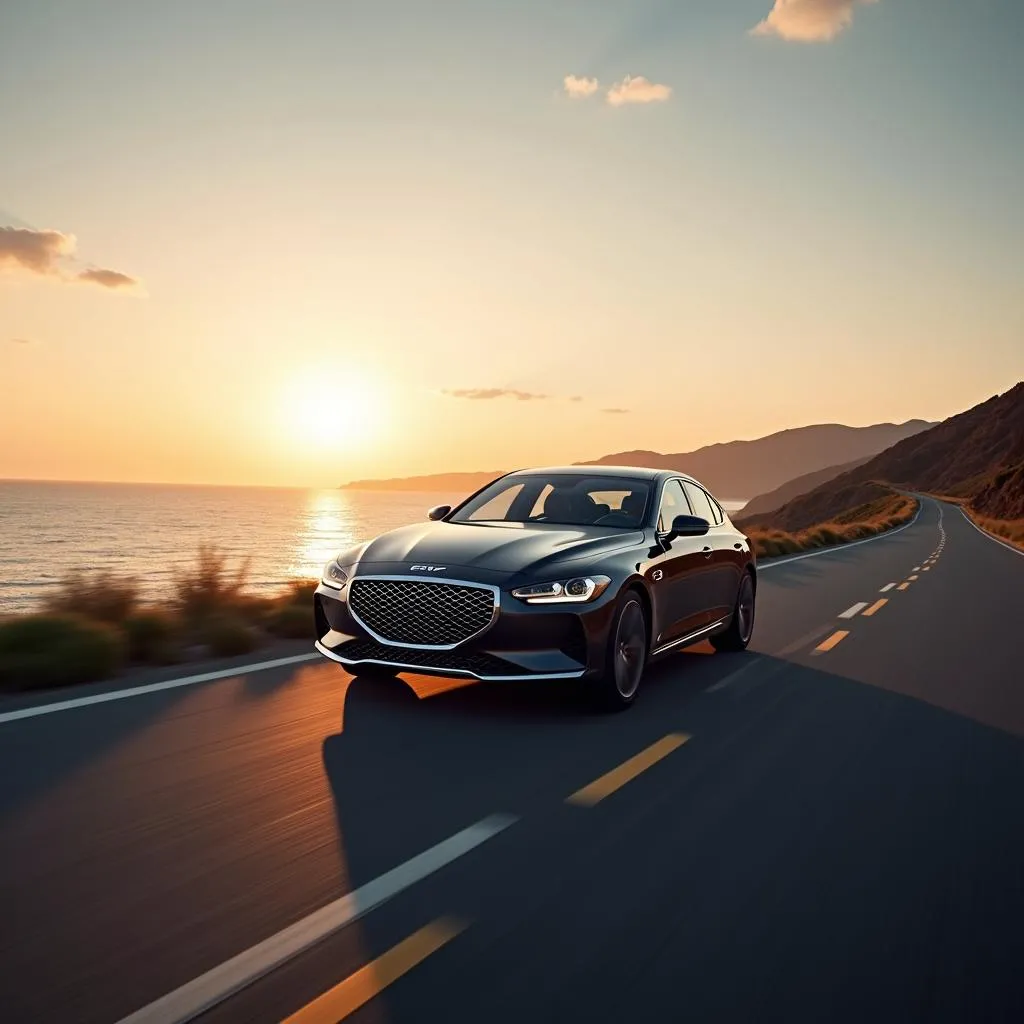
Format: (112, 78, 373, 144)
(283, 368, 385, 450)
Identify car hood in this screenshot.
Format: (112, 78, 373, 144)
(350, 520, 644, 578)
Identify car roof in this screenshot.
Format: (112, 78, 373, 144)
(503, 465, 674, 483)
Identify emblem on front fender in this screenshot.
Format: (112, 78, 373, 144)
(410, 565, 446, 572)
(652, 569, 664, 581)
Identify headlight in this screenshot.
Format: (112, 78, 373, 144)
(511, 575, 611, 604)
(321, 560, 349, 590)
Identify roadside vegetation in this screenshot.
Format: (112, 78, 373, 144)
(742, 491, 918, 560)
(964, 511, 1024, 552)
(0, 544, 315, 693)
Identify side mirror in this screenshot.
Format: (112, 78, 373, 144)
(667, 514, 710, 539)
(427, 504, 452, 521)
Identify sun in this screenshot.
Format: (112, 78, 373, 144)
(282, 368, 386, 450)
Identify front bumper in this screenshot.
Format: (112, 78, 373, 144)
(313, 578, 616, 681)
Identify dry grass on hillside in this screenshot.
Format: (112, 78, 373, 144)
(965, 512, 1024, 552)
(745, 493, 918, 559)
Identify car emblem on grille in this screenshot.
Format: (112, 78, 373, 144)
(410, 564, 446, 572)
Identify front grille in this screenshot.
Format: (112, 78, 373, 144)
(348, 578, 496, 647)
(335, 638, 516, 676)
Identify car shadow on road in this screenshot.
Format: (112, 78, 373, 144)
(317, 649, 1024, 1024)
(317, 645, 761, 887)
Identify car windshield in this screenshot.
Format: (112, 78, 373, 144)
(450, 473, 652, 529)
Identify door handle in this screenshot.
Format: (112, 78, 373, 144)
(702, 546, 713, 559)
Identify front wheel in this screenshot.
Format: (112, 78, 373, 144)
(711, 571, 755, 652)
(592, 593, 648, 710)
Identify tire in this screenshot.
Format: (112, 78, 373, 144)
(711, 571, 755, 652)
(592, 592, 648, 710)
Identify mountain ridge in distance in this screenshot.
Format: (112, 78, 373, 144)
(578, 419, 936, 499)
(738, 455, 875, 518)
(738, 381, 1024, 531)
(339, 418, 935, 498)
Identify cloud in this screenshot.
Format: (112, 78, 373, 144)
(564, 74, 599, 99)
(751, 0, 879, 42)
(601, 407, 630, 414)
(76, 267, 139, 290)
(0, 226, 74, 275)
(443, 388, 548, 402)
(569, 395, 583, 402)
(9, 338, 32, 344)
(607, 75, 671, 107)
(0, 223, 141, 292)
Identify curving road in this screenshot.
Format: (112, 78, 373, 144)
(1, 498, 1023, 1023)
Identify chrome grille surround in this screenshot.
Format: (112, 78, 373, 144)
(347, 575, 499, 650)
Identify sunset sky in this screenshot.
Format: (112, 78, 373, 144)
(2, 0, 1022, 488)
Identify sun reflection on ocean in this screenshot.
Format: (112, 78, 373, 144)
(289, 491, 361, 580)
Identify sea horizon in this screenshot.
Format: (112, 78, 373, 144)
(0, 479, 747, 615)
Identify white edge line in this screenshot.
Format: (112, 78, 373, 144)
(959, 507, 1024, 559)
(838, 602, 869, 619)
(879, 583, 896, 592)
(0, 654, 321, 726)
(115, 813, 517, 1024)
(758, 502, 922, 571)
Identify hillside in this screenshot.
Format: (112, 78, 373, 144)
(340, 419, 934, 496)
(738, 456, 871, 518)
(740, 481, 899, 533)
(971, 462, 1024, 521)
(580, 420, 934, 499)
(738, 382, 1024, 531)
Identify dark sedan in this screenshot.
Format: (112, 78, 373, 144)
(313, 466, 756, 708)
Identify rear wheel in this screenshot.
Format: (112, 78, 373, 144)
(592, 593, 648, 710)
(711, 571, 755, 652)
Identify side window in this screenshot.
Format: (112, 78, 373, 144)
(466, 483, 524, 521)
(683, 483, 717, 526)
(657, 479, 690, 532)
(708, 495, 725, 525)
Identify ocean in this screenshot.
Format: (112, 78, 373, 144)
(0, 481, 746, 615)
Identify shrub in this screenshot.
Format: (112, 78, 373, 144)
(266, 602, 312, 639)
(278, 579, 316, 606)
(0, 614, 124, 690)
(44, 570, 139, 624)
(746, 495, 918, 560)
(123, 609, 181, 664)
(200, 613, 258, 658)
(174, 543, 252, 625)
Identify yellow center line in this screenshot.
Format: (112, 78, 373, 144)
(566, 733, 690, 807)
(862, 599, 888, 617)
(814, 630, 849, 653)
(898, 582, 911, 591)
(283, 917, 467, 1024)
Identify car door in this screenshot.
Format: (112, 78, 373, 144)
(648, 479, 716, 649)
(683, 482, 739, 621)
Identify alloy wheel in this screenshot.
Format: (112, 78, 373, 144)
(614, 600, 646, 699)
(737, 574, 755, 643)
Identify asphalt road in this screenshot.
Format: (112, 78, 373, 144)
(1, 498, 1023, 1024)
